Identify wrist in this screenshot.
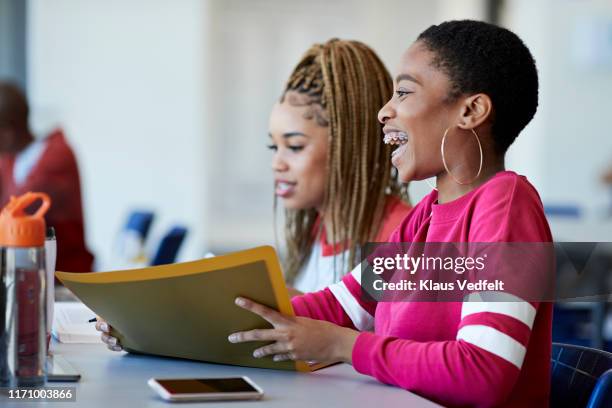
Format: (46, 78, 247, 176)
(334, 327, 359, 363)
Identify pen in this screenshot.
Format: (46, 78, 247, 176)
(88, 317, 97, 323)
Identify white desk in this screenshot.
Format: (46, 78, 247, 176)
(1, 341, 441, 407)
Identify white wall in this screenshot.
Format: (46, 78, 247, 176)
(436, 0, 487, 22)
(503, 0, 612, 215)
(27, 0, 210, 267)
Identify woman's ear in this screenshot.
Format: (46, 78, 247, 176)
(457, 93, 492, 130)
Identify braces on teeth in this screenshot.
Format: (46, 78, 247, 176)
(383, 133, 408, 145)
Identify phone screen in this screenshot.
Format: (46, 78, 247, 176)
(157, 378, 259, 395)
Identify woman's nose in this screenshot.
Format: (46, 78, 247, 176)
(378, 98, 395, 124)
(271, 152, 288, 172)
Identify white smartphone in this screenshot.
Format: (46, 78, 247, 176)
(147, 377, 264, 402)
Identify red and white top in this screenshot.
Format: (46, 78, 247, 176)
(292, 171, 552, 407)
(293, 196, 412, 293)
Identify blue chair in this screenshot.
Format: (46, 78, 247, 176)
(111, 210, 155, 267)
(150, 226, 188, 266)
(124, 210, 155, 240)
(544, 204, 581, 218)
(589, 369, 612, 408)
(551, 343, 612, 407)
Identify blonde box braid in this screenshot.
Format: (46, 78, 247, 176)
(278, 39, 409, 284)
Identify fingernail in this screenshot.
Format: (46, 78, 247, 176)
(228, 334, 237, 343)
(108, 337, 117, 346)
(273, 355, 282, 362)
(253, 350, 262, 358)
(235, 297, 245, 306)
(101, 323, 109, 332)
(111, 345, 122, 352)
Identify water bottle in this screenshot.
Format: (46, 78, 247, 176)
(0, 192, 51, 387)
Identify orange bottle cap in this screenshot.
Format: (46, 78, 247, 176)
(0, 192, 51, 247)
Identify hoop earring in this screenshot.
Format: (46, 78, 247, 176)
(440, 127, 483, 185)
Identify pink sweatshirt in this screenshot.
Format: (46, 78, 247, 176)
(292, 171, 552, 407)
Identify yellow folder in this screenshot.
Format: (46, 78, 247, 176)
(56, 246, 322, 372)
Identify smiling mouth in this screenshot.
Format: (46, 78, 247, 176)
(383, 131, 409, 146)
(275, 181, 296, 197)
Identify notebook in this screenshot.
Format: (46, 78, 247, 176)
(55, 246, 330, 372)
(52, 302, 99, 343)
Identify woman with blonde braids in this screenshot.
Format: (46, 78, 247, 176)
(269, 38, 412, 293)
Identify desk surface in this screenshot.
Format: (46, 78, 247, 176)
(2, 342, 440, 407)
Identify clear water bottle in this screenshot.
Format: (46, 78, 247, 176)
(0, 192, 51, 387)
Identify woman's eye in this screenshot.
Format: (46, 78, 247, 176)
(395, 90, 412, 98)
(267, 144, 303, 152)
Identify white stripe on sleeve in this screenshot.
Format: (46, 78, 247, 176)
(461, 292, 536, 329)
(328, 280, 374, 331)
(456, 325, 527, 369)
(349, 263, 362, 284)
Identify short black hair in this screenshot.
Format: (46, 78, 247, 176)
(417, 20, 538, 153)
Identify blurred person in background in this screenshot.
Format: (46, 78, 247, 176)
(0, 81, 94, 272)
